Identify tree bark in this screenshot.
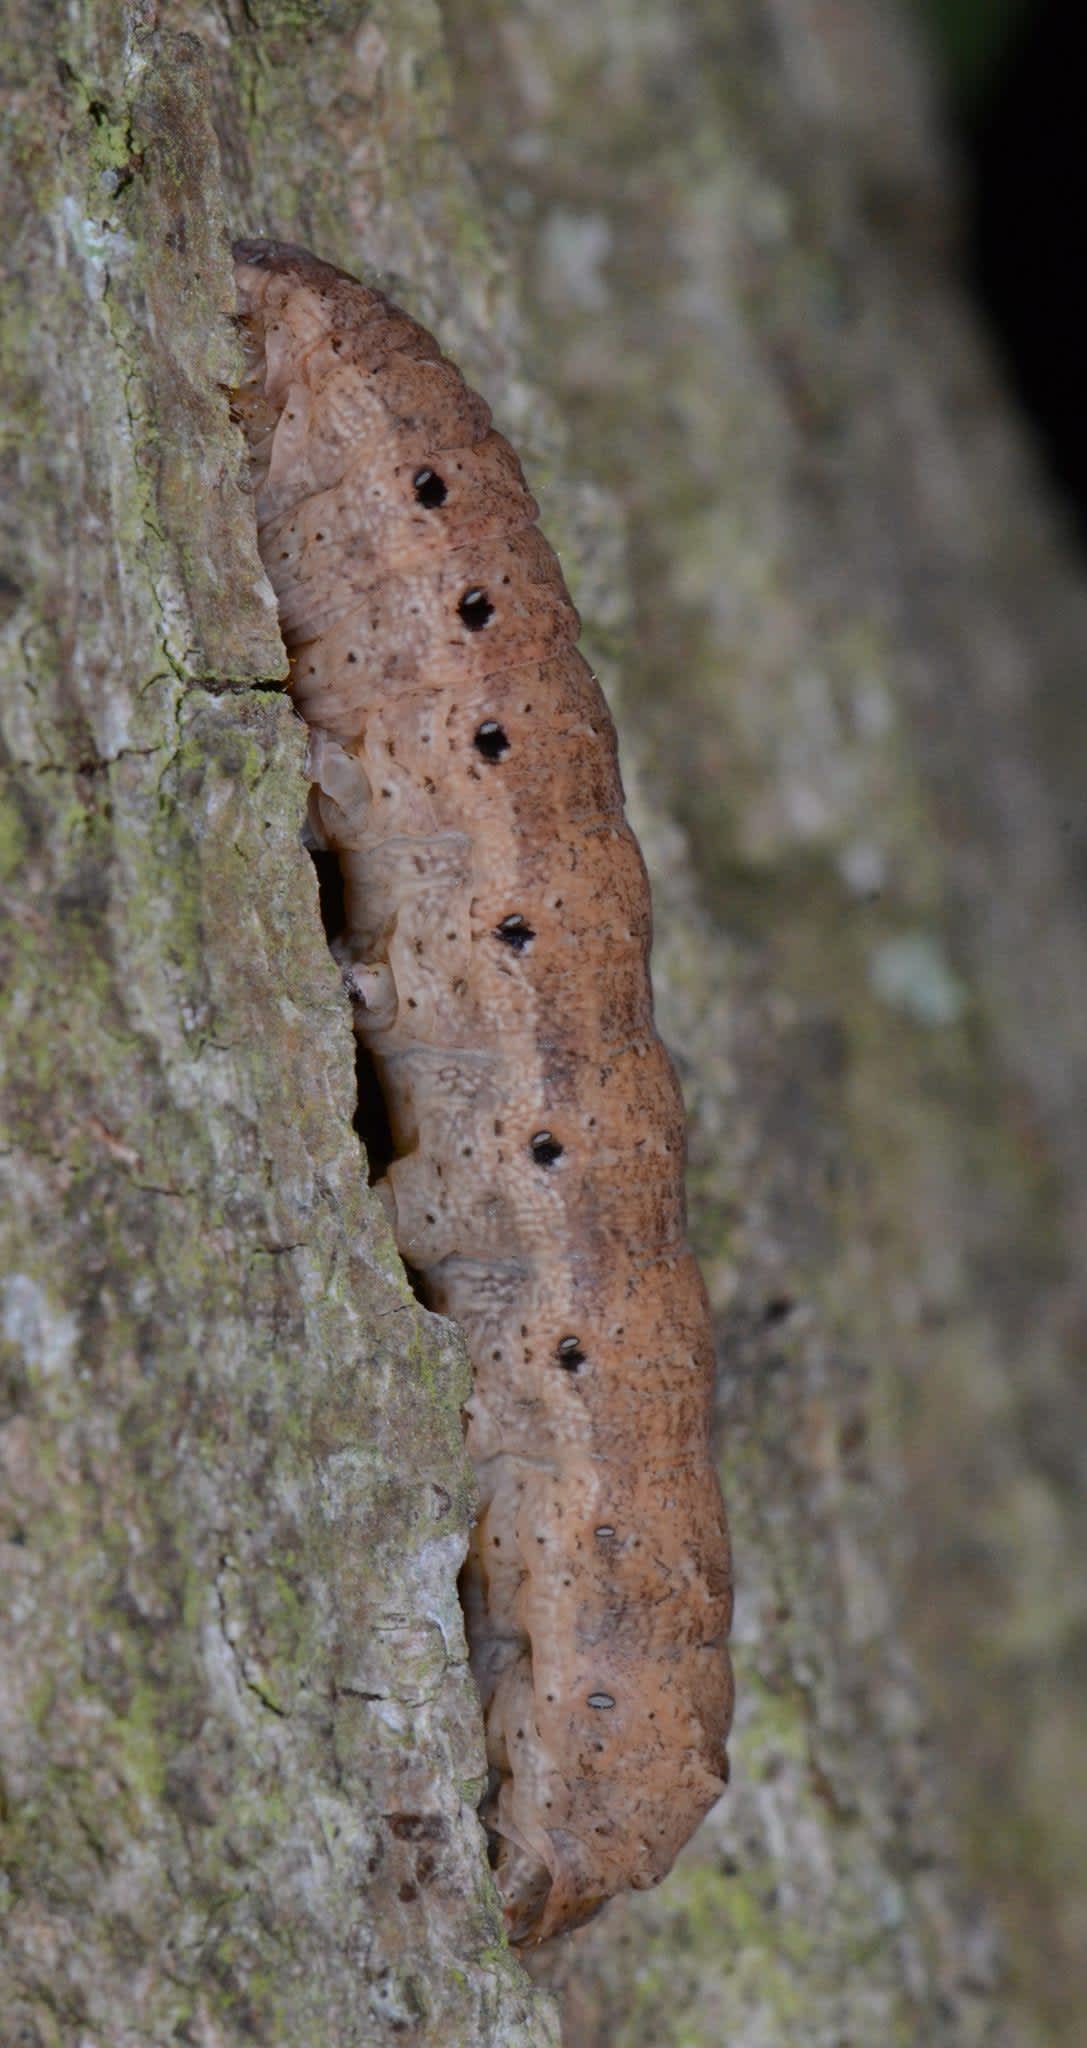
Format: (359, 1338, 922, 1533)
(2, 4, 1083, 2047)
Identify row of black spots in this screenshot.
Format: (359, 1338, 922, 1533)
(414, 453, 488, 519)
(532, 1515, 626, 1556)
(413, 466, 447, 509)
(458, 585, 499, 632)
(505, 1324, 584, 1376)
(495, 912, 534, 952)
(556, 1335, 585, 1373)
(474, 719, 509, 761)
(410, 472, 500, 634)
(413, 432, 513, 638)
(472, 690, 534, 767)
(455, 557, 560, 1325)
(589, 1524, 619, 1733)
(416, 442, 511, 644)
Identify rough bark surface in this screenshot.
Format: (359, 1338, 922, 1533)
(2, 4, 1083, 2048)
(0, 10, 556, 2046)
(232, 238, 733, 1947)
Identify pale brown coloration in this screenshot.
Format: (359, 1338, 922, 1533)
(232, 239, 733, 1944)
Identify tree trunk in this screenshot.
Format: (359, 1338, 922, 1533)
(3, 5, 1083, 2047)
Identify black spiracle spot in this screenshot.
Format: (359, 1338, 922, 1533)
(530, 1131, 564, 1167)
(458, 586, 495, 631)
(473, 721, 510, 761)
(495, 914, 535, 951)
(556, 1336, 585, 1371)
(413, 466, 447, 508)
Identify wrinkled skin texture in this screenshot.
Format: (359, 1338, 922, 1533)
(232, 240, 733, 1944)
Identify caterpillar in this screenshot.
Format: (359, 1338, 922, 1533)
(231, 239, 733, 1945)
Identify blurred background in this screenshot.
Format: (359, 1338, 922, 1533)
(919, 0, 1087, 538)
(443, 2, 1087, 2039)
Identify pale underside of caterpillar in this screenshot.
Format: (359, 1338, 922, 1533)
(231, 239, 733, 1945)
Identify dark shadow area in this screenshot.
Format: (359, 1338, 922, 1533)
(963, 0, 1087, 545)
(351, 1039, 396, 1181)
(308, 844, 396, 1184)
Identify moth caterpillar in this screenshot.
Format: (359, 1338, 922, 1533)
(231, 239, 733, 1943)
